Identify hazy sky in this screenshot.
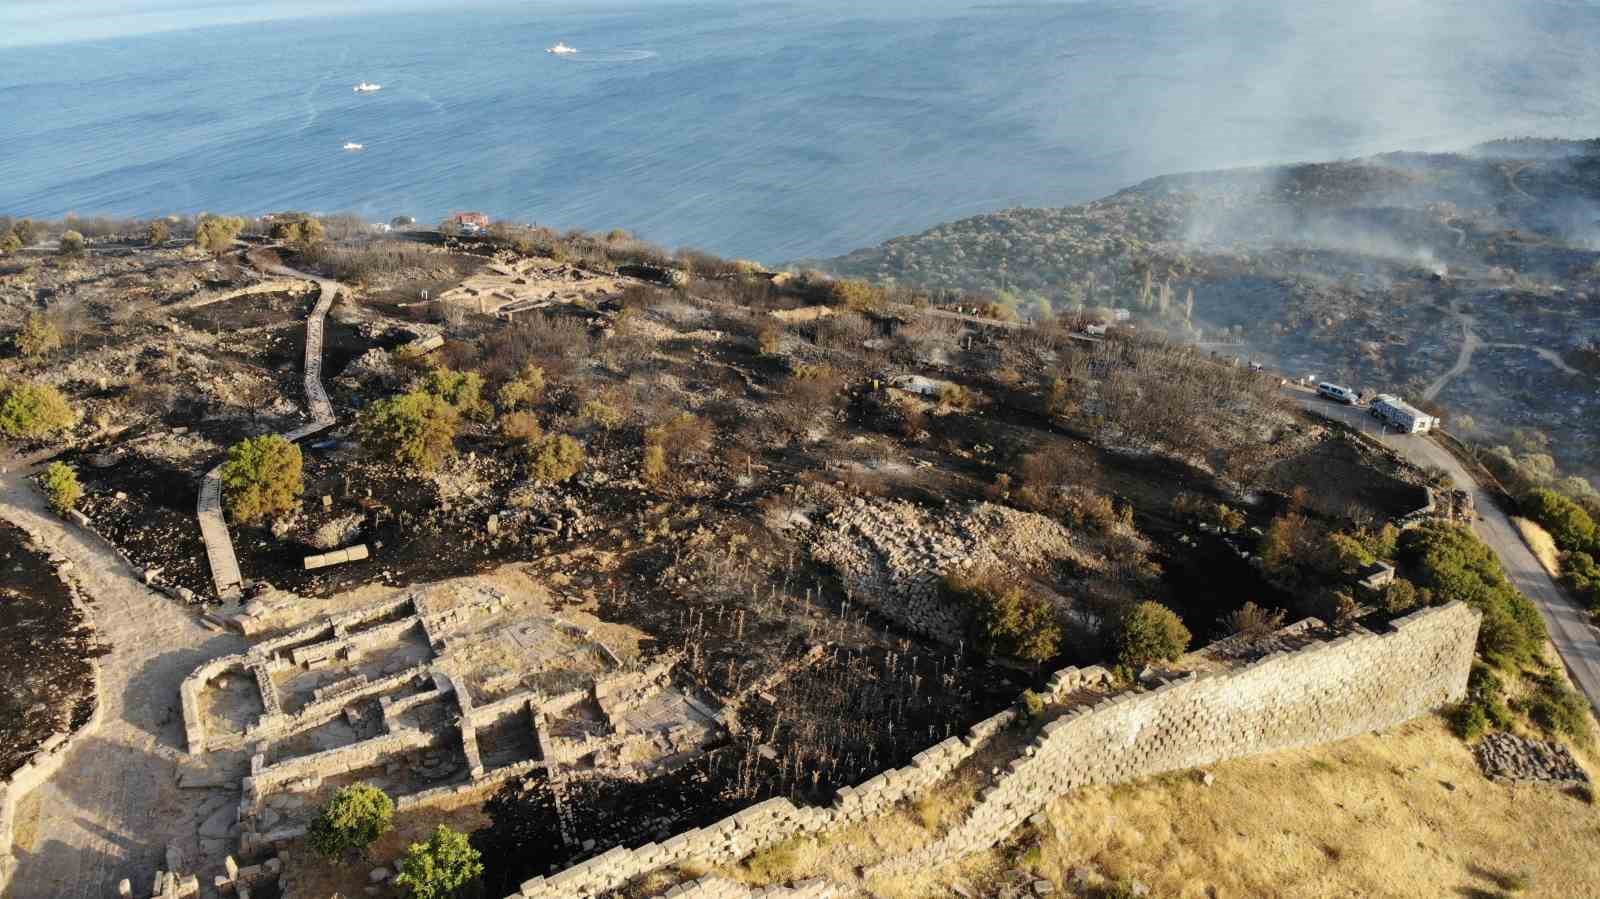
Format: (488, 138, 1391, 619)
(0, 0, 457, 47)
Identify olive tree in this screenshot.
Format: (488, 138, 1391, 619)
(307, 784, 393, 859)
(219, 435, 304, 524)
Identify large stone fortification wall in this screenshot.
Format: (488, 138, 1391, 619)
(508, 603, 1479, 899)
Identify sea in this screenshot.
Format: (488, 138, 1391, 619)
(4, 0, 1600, 262)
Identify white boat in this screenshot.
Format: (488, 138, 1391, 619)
(343, 142, 364, 151)
(546, 42, 577, 55)
(353, 82, 382, 92)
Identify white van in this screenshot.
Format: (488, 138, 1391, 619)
(1316, 382, 1358, 404)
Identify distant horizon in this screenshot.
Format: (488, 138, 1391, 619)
(0, 0, 499, 49)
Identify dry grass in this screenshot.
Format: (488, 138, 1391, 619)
(285, 793, 491, 898)
(1513, 516, 1563, 579)
(718, 718, 1600, 899)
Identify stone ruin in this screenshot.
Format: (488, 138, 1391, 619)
(808, 490, 1093, 643)
(509, 603, 1480, 898)
(175, 586, 729, 894)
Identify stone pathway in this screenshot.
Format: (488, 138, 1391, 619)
(0, 466, 246, 899)
(197, 266, 339, 600)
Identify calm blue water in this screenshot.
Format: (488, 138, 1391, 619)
(4, 0, 1600, 261)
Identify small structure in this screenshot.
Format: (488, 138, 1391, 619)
(1111, 308, 1132, 322)
(1369, 394, 1438, 434)
(369, 222, 392, 234)
(1355, 561, 1396, 593)
(451, 212, 490, 235)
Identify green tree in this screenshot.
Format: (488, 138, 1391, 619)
(0, 230, 22, 255)
(194, 214, 246, 253)
(57, 230, 85, 256)
(307, 784, 393, 859)
(219, 435, 303, 524)
(527, 434, 585, 483)
(146, 220, 171, 246)
(41, 461, 81, 514)
(359, 390, 460, 471)
(394, 825, 483, 899)
(0, 380, 77, 439)
(828, 278, 888, 312)
(423, 367, 488, 418)
(1116, 601, 1191, 670)
(270, 215, 325, 247)
(15, 312, 62, 362)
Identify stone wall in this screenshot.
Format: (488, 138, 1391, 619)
(866, 603, 1480, 879)
(660, 876, 842, 898)
(507, 603, 1479, 899)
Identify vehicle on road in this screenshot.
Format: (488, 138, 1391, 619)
(1316, 382, 1359, 404)
(1369, 394, 1439, 434)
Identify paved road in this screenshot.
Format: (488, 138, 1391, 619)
(1288, 388, 1600, 717)
(1, 467, 245, 899)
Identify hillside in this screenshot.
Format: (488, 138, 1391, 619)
(814, 140, 1600, 487)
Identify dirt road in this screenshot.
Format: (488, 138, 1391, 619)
(1289, 389, 1600, 717)
(1, 466, 245, 899)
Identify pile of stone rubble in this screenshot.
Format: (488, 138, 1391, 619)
(1474, 731, 1589, 785)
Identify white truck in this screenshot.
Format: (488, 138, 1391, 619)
(1369, 394, 1438, 434)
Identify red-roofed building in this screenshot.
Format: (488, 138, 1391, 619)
(451, 212, 490, 234)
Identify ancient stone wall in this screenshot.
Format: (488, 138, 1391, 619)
(660, 875, 842, 898)
(866, 603, 1480, 879)
(508, 603, 1478, 899)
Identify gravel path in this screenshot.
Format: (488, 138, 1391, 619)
(1, 466, 245, 899)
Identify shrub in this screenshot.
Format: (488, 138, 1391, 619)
(193, 214, 246, 253)
(1021, 688, 1046, 718)
(147, 220, 171, 246)
(423, 367, 488, 418)
(495, 364, 545, 411)
(1525, 675, 1592, 744)
(41, 461, 81, 514)
(1214, 504, 1246, 531)
(579, 398, 625, 431)
(1562, 551, 1600, 617)
(1116, 601, 1191, 669)
(942, 569, 1062, 663)
(359, 390, 460, 471)
(937, 382, 975, 411)
(1447, 663, 1512, 741)
(270, 215, 325, 247)
(1380, 578, 1424, 614)
(307, 784, 393, 859)
(219, 435, 304, 524)
(827, 278, 888, 312)
(0, 380, 77, 439)
(643, 413, 713, 487)
(0, 230, 20, 255)
(527, 434, 585, 483)
(57, 230, 85, 256)
(1222, 601, 1285, 639)
(393, 825, 483, 899)
(757, 324, 784, 355)
(14, 312, 62, 361)
(1521, 487, 1597, 554)
(1400, 522, 1545, 667)
(498, 411, 543, 443)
